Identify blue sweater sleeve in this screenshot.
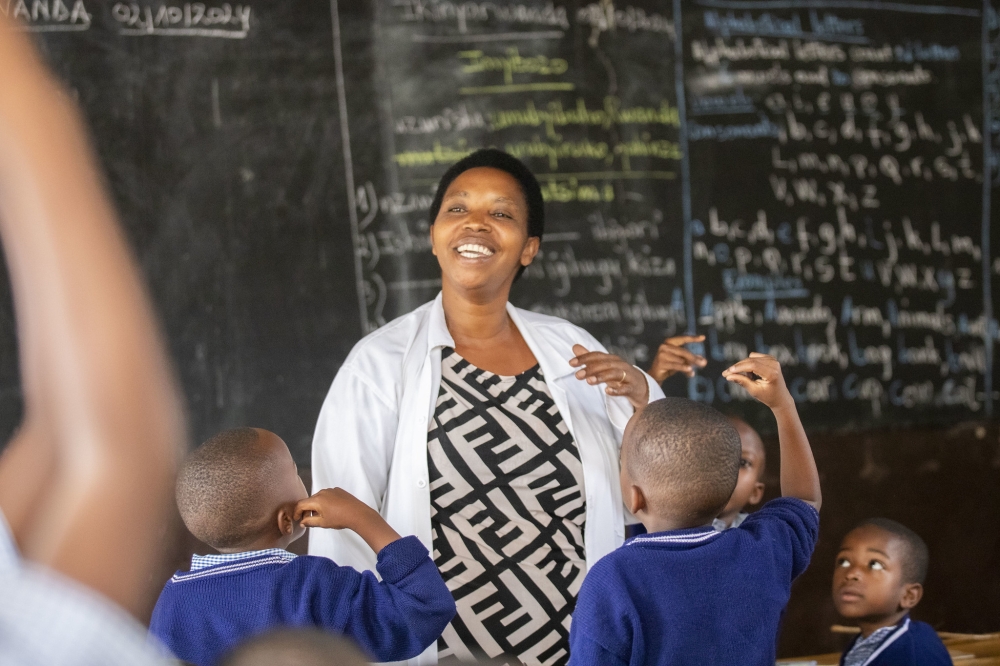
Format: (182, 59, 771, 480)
(568, 556, 637, 666)
(569, 634, 631, 666)
(295, 535, 455, 662)
(739, 497, 820, 580)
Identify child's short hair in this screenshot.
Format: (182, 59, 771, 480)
(853, 518, 929, 584)
(624, 398, 741, 519)
(176, 427, 277, 549)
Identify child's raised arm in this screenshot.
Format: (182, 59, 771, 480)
(722, 353, 821, 511)
(293, 488, 455, 662)
(295, 488, 402, 554)
(0, 16, 185, 616)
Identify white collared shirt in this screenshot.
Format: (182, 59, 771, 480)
(189, 548, 297, 571)
(712, 512, 749, 531)
(309, 293, 663, 664)
(844, 620, 909, 666)
(0, 509, 174, 665)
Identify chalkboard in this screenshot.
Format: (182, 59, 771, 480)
(3, 0, 1000, 455)
(336, 0, 1000, 433)
(678, 1, 999, 430)
(1, 1, 362, 460)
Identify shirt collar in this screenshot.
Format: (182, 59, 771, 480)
(844, 616, 911, 666)
(507, 303, 579, 380)
(427, 292, 455, 350)
(426, 292, 578, 381)
(628, 525, 721, 547)
(190, 548, 296, 571)
(855, 623, 898, 647)
(712, 512, 749, 532)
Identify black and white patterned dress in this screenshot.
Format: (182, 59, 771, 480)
(428, 348, 587, 666)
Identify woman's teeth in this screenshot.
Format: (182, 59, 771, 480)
(457, 243, 494, 258)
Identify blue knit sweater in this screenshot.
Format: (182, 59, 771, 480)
(149, 536, 456, 666)
(839, 616, 951, 666)
(569, 497, 819, 666)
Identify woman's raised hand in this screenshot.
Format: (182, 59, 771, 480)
(570, 344, 650, 410)
(648, 335, 708, 383)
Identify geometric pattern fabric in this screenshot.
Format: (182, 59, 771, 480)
(429, 348, 587, 665)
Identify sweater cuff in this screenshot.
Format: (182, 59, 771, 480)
(374, 535, 431, 585)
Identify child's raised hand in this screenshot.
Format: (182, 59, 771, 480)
(294, 487, 373, 531)
(726, 354, 821, 510)
(649, 335, 708, 382)
(294, 487, 402, 554)
(722, 353, 794, 411)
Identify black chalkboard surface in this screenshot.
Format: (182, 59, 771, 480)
(335, 0, 1000, 434)
(678, 1, 997, 429)
(3, 0, 999, 458)
(1, 2, 361, 460)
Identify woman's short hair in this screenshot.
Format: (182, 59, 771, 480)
(428, 148, 545, 241)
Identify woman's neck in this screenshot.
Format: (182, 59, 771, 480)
(441, 285, 512, 342)
(441, 283, 537, 375)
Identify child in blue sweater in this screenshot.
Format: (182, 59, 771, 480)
(647, 336, 767, 532)
(833, 518, 951, 666)
(149, 428, 456, 666)
(569, 353, 822, 666)
(713, 415, 767, 530)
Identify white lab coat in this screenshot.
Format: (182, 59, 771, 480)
(309, 292, 664, 664)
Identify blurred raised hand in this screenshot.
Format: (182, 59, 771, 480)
(648, 335, 707, 383)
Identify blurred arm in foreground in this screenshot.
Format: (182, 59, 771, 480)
(0, 14, 186, 618)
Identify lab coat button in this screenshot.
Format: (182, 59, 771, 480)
(417, 479, 427, 488)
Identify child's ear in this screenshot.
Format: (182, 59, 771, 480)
(277, 506, 295, 537)
(626, 484, 647, 517)
(748, 481, 766, 506)
(899, 582, 923, 610)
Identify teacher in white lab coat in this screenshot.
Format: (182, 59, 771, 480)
(310, 149, 664, 665)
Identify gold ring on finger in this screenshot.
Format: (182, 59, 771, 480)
(620, 369, 627, 384)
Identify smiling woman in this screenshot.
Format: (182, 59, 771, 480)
(309, 149, 664, 666)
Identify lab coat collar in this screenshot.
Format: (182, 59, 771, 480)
(508, 304, 580, 380)
(424, 292, 578, 380)
(426, 292, 455, 351)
